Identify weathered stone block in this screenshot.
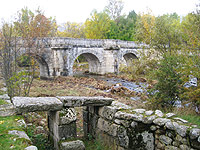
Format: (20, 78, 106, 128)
(133, 109, 146, 114)
(131, 121, 138, 128)
(115, 111, 143, 122)
(13, 97, 63, 113)
(103, 39, 120, 50)
(159, 135, 172, 145)
(141, 131, 154, 150)
(99, 106, 118, 120)
(143, 115, 156, 124)
(97, 118, 110, 133)
(155, 110, 164, 117)
(174, 118, 188, 123)
(8, 130, 31, 141)
(58, 122, 77, 140)
(115, 119, 130, 127)
(59, 108, 77, 125)
(189, 128, 200, 140)
(0, 104, 16, 116)
(57, 96, 113, 107)
(165, 146, 179, 150)
(60, 140, 85, 150)
(145, 110, 154, 116)
(153, 118, 171, 126)
(179, 144, 190, 150)
(117, 127, 129, 148)
(174, 124, 189, 137)
(25, 146, 38, 150)
(48, 108, 76, 126)
(166, 113, 176, 118)
(111, 101, 132, 110)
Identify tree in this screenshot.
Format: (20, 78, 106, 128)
(106, 10, 137, 41)
(0, 23, 31, 99)
(14, 7, 57, 38)
(152, 13, 182, 54)
(149, 53, 183, 110)
(0, 7, 56, 99)
(136, 12, 182, 54)
(135, 10, 155, 44)
(181, 13, 200, 50)
(57, 21, 85, 38)
(104, 0, 124, 20)
(84, 10, 111, 39)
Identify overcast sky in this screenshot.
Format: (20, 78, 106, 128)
(0, 0, 198, 24)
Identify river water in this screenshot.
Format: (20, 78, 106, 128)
(73, 73, 148, 101)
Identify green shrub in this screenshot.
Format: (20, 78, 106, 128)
(119, 49, 159, 80)
(148, 53, 183, 110)
(17, 55, 31, 67)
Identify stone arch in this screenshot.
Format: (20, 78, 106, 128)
(19, 53, 50, 79)
(120, 50, 138, 66)
(70, 50, 103, 75)
(33, 54, 50, 79)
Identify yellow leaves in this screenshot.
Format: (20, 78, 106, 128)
(84, 11, 111, 39)
(135, 9, 156, 44)
(57, 22, 85, 38)
(0, 121, 5, 124)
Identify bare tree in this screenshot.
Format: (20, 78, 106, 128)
(0, 8, 56, 99)
(104, 0, 124, 20)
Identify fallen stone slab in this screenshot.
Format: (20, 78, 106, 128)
(0, 104, 16, 116)
(8, 130, 31, 141)
(60, 140, 85, 150)
(0, 94, 10, 100)
(57, 96, 113, 107)
(12, 97, 63, 114)
(25, 146, 38, 150)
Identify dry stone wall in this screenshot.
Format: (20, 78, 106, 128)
(3, 95, 200, 150)
(85, 101, 200, 150)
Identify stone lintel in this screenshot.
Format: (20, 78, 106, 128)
(57, 96, 113, 107)
(12, 97, 63, 114)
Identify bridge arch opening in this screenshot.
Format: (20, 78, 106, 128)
(72, 53, 101, 75)
(17, 54, 50, 79)
(123, 53, 138, 66)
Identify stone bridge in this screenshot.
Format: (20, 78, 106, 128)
(19, 38, 143, 78)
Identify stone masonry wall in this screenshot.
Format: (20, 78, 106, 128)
(85, 101, 200, 150)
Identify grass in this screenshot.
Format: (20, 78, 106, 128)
(60, 136, 112, 150)
(173, 106, 200, 128)
(84, 139, 112, 150)
(0, 115, 31, 150)
(177, 114, 200, 128)
(26, 124, 54, 150)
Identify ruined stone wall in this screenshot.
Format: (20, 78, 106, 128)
(85, 101, 200, 150)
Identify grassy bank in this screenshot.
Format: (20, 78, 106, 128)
(0, 115, 31, 150)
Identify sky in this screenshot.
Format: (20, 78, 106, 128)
(0, 0, 198, 24)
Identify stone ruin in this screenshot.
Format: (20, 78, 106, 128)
(0, 96, 200, 150)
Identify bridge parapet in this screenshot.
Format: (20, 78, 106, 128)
(50, 38, 141, 49)
(16, 37, 141, 49)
